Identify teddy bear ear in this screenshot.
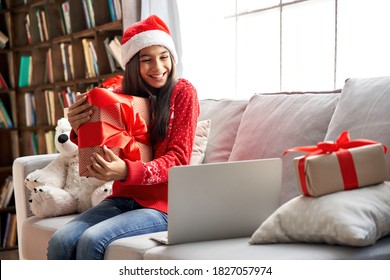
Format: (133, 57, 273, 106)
(56, 117, 72, 130)
(57, 118, 67, 126)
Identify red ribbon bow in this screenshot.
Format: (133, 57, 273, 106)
(100, 75, 123, 92)
(283, 131, 387, 196)
(78, 88, 150, 161)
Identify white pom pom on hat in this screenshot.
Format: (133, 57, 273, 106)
(121, 15, 178, 68)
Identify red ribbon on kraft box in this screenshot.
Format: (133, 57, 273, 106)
(78, 87, 152, 176)
(283, 131, 388, 196)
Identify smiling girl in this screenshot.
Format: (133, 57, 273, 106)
(47, 15, 200, 260)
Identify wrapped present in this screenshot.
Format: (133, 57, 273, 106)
(284, 131, 389, 197)
(78, 87, 153, 177)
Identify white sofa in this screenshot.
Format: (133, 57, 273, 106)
(13, 76, 390, 260)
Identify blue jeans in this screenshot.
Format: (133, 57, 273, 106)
(47, 197, 168, 260)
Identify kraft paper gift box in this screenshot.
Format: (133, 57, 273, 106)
(78, 87, 153, 177)
(285, 131, 389, 197)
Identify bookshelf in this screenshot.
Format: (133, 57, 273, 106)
(0, 0, 140, 251)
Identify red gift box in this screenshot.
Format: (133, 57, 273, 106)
(78, 87, 153, 177)
(284, 131, 389, 197)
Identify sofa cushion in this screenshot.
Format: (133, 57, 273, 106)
(21, 215, 165, 260)
(250, 182, 390, 247)
(228, 92, 340, 204)
(21, 215, 76, 260)
(199, 99, 248, 163)
(325, 76, 390, 174)
(104, 232, 164, 260)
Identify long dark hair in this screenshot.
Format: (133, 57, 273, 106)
(122, 52, 177, 146)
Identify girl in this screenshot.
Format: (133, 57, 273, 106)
(47, 15, 200, 260)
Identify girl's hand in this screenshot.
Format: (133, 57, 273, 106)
(67, 92, 93, 133)
(87, 145, 128, 181)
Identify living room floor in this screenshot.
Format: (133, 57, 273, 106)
(0, 249, 19, 260)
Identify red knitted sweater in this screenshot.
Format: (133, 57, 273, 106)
(72, 78, 200, 213)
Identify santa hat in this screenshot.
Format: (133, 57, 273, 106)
(121, 15, 178, 68)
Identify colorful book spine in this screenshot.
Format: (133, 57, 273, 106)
(108, 0, 115, 21)
(0, 98, 13, 128)
(61, 1, 72, 34)
(18, 55, 31, 88)
(113, 0, 122, 20)
(0, 72, 8, 89)
(0, 29, 9, 49)
(25, 13, 32, 44)
(24, 92, 36, 126)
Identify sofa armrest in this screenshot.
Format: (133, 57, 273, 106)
(13, 153, 59, 259)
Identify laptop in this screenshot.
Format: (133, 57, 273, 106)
(152, 158, 282, 245)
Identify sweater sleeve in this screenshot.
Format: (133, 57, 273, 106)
(118, 79, 200, 186)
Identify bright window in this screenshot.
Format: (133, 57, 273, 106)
(178, 0, 390, 100)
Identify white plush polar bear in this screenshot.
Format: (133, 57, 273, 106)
(24, 118, 113, 218)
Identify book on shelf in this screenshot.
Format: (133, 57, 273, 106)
(107, 36, 124, 70)
(45, 130, 56, 154)
(57, 90, 64, 109)
(6, 213, 18, 248)
(1, 213, 17, 248)
(57, 87, 75, 109)
(0, 176, 13, 209)
(0, 107, 7, 128)
(36, 8, 44, 42)
(60, 42, 73, 81)
(0, 98, 13, 128)
(68, 44, 75, 80)
(40, 8, 49, 41)
(45, 48, 54, 83)
(10, 130, 19, 159)
(18, 55, 32, 88)
(82, 38, 98, 78)
(104, 37, 122, 72)
(82, 0, 95, 28)
(35, 7, 49, 41)
(0, 72, 8, 89)
(108, 0, 122, 21)
(25, 13, 32, 44)
(88, 40, 99, 76)
(114, 0, 122, 20)
(30, 132, 38, 155)
(0, 29, 9, 49)
(44, 89, 56, 126)
(24, 92, 36, 126)
(60, 1, 72, 34)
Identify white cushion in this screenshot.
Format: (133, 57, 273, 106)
(228, 92, 340, 204)
(250, 182, 390, 247)
(190, 120, 211, 165)
(199, 99, 248, 163)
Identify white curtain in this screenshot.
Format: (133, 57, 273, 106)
(141, 0, 183, 76)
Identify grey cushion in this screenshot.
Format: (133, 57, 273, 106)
(326, 76, 390, 175)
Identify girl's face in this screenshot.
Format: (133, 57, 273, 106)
(139, 45, 172, 89)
